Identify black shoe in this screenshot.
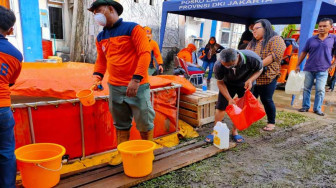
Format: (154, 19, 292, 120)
(298, 108, 309, 112)
(314, 111, 325, 116)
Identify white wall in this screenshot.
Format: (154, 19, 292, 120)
(7, 0, 24, 55)
(215, 21, 222, 44)
(185, 17, 201, 38)
(202, 19, 212, 43)
(39, 0, 51, 40)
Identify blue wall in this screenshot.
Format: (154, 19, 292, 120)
(210, 20, 217, 38)
(200, 22, 204, 38)
(19, 0, 43, 62)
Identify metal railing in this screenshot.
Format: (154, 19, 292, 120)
(11, 83, 182, 160)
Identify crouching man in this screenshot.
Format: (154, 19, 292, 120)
(205, 48, 263, 143)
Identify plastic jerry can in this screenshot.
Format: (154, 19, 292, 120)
(213, 122, 230, 149)
(285, 71, 305, 95)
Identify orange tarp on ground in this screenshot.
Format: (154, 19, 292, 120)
(10, 62, 195, 99)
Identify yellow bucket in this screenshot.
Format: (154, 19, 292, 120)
(118, 140, 156, 177)
(15, 143, 66, 188)
(76, 89, 95, 106)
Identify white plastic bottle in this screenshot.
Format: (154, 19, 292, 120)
(213, 122, 230, 149)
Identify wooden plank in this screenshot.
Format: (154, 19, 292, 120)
(57, 141, 205, 188)
(197, 106, 202, 121)
(60, 139, 196, 182)
(179, 114, 200, 127)
(200, 116, 215, 125)
(181, 93, 217, 105)
(197, 95, 218, 105)
(210, 102, 215, 117)
(179, 108, 198, 119)
(84, 143, 237, 188)
(191, 92, 210, 98)
(196, 88, 218, 95)
(204, 104, 209, 118)
(60, 163, 109, 179)
(180, 95, 199, 104)
(179, 101, 197, 111)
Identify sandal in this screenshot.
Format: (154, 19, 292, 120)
(263, 125, 275, 131)
(232, 135, 245, 143)
(204, 134, 214, 143)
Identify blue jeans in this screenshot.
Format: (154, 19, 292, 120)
(202, 61, 215, 80)
(302, 71, 328, 113)
(253, 78, 277, 124)
(329, 73, 336, 91)
(0, 107, 16, 188)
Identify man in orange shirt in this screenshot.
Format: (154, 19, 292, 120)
(177, 43, 203, 72)
(89, 0, 155, 166)
(143, 26, 164, 75)
(0, 6, 22, 188)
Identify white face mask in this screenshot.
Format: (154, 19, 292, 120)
(94, 6, 107, 26)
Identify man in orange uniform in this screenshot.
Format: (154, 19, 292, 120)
(0, 6, 22, 188)
(89, 0, 155, 166)
(143, 26, 164, 75)
(177, 43, 203, 72)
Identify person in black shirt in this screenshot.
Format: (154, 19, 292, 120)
(238, 24, 254, 50)
(205, 48, 263, 143)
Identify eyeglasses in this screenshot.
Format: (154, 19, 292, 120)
(252, 27, 262, 32)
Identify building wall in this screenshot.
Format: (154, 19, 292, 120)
(7, 0, 23, 56)
(69, 0, 181, 63)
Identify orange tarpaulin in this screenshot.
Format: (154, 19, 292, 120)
(13, 96, 177, 159)
(11, 62, 186, 159)
(11, 62, 195, 99)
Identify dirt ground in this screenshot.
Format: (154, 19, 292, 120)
(135, 109, 335, 187)
(134, 86, 336, 187)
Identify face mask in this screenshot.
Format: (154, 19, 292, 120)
(224, 65, 235, 69)
(209, 41, 215, 44)
(94, 6, 107, 26)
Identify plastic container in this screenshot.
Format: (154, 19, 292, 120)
(202, 80, 207, 92)
(213, 122, 230, 149)
(118, 140, 156, 177)
(15, 143, 66, 188)
(48, 56, 62, 63)
(76, 89, 95, 106)
(42, 40, 53, 59)
(285, 70, 305, 95)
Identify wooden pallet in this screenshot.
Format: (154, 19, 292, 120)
(57, 141, 236, 188)
(179, 89, 218, 127)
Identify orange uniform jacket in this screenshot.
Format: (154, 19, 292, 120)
(149, 39, 163, 68)
(94, 19, 151, 86)
(0, 34, 22, 107)
(177, 47, 193, 63)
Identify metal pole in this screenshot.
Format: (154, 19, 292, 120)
(176, 87, 181, 131)
(79, 103, 86, 159)
(27, 107, 36, 143)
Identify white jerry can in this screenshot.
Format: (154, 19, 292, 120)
(213, 122, 230, 149)
(285, 71, 305, 95)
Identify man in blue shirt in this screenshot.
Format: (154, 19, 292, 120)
(0, 6, 23, 188)
(296, 18, 336, 116)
